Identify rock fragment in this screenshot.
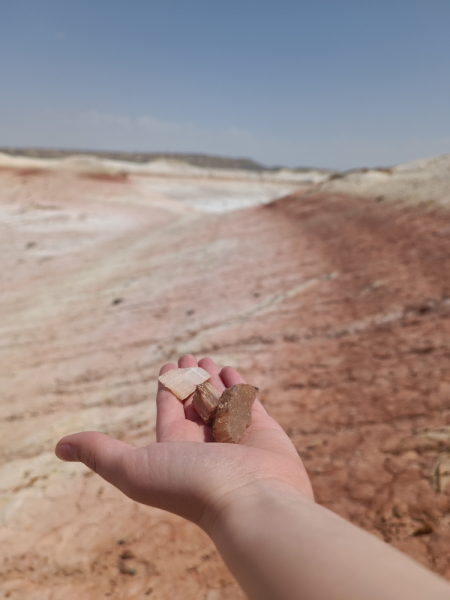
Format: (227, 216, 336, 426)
(213, 384, 258, 443)
(417, 428, 450, 442)
(158, 367, 210, 401)
(193, 382, 222, 425)
(432, 453, 450, 492)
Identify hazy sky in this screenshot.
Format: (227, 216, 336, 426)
(1, 1, 449, 168)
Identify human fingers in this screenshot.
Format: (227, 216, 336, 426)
(55, 431, 134, 488)
(219, 365, 245, 386)
(156, 362, 186, 442)
(55, 432, 197, 519)
(178, 354, 198, 368)
(220, 366, 268, 415)
(198, 357, 226, 394)
(55, 432, 238, 525)
(157, 361, 205, 442)
(177, 354, 205, 423)
(194, 357, 225, 442)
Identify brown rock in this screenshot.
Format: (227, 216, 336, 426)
(213, 384, 258, 443)
(412, 523, 433, 537)
(193, 382, 222, 425)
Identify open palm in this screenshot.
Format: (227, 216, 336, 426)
(56, 355, 314, 532)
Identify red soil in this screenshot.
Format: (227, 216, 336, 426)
(1, 170, 449, 598)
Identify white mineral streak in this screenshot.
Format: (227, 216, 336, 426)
(158, 367, 211, 400)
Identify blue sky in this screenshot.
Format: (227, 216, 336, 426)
(1, 0, 449, 169)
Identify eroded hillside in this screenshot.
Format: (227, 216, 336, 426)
(1, 154, 449, 599)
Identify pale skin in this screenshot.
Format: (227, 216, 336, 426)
(56, 355, 450, 600)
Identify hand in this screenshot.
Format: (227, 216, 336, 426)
(55, 355, 314, 533)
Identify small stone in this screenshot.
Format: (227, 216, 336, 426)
(213, 384, 258, 443)
(417, 427, 450, 442)
(433, 453, 450, 492)
(119, 561, 137, 575)
(392, 502, 409, 518)
(412, 523, 433, 536)
(193, 382, 222, 424)
(158, 367, 210, 401)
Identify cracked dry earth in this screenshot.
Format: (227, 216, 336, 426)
(1, 167, 450, 599)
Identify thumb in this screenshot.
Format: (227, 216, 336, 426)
(55, 432, 208, 524)
(55, 431, 135, 493)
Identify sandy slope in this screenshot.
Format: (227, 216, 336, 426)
(316, 153, 450, 205)
(0, 152, 325, 213)
(0, 155, 450, 599)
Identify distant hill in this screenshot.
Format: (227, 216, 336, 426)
(0, 147, 270, 171)
(0, 147, 333, 174)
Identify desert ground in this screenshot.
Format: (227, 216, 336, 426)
(0, 151, 450, 599)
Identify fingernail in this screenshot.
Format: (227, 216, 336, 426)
(56, 443, 77, 461)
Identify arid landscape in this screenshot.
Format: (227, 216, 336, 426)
(1, 150, 450, 599)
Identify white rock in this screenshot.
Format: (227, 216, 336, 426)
(158, 367, 210, 400)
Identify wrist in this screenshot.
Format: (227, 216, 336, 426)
(207, 481, 450, 600)
(203, 479, 314, 539)
(203, 482, 316, 600)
